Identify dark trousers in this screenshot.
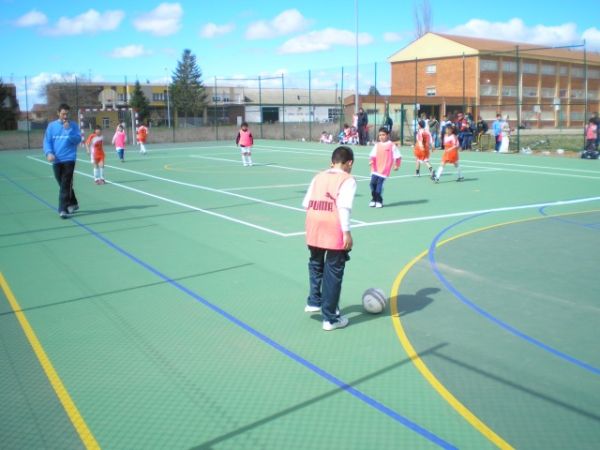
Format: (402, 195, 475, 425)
(307, 246, 349, 324)
(370, 174, 385, 203)
(359, 126, 368, 145)
(52, 161, 78, 213)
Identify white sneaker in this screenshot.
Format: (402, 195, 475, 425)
(322, 316, 349, 331)
(67, 205, 79, 214)
(375, 202, 383, 208)
(369, 201, 376, 207)
(304, 304, 321, 313)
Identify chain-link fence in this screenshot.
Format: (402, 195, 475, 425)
(2, 42, 599, 152)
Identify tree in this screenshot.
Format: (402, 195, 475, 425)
(44, 75, 102, 120)
(368, 85, 381, 96)
(129, 80, 151, 123)
(170, 49, 207, 126)
(0, 78, 20, 130)
(413, 0, 432, 39)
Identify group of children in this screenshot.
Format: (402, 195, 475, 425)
(83, 123, 149, 184)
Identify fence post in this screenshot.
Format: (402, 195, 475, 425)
(584, 39, 588, 150)
(258, 75, 263, 139)
(214, 77, 218, 140)
(374, 62, 378, 135)
(281, 73, 286, 141)
(308, 70, 312, 142)
(340, 67, 344, 130)
(24, 76, 31, 150)
(516, 45, 521, 152)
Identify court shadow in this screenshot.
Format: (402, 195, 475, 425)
(383, 199, 428, 208)
(308, 304, 387, 327)
(189, 342, 448, 450)
(76, 204, 157, 216)
(393, 287, 439, 317)
(437, 177, 478, 183)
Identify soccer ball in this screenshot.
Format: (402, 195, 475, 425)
(362, 288, 387, 314)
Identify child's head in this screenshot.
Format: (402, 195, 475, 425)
(343, 123, 349, 129)
(446, 124, 457, 135)
(94, 125, 102, 135)
(418, 120, 426, 129)
(241, 121, 248, 130)
(331, 146, 354, 172)
(378, 127, 390, 142)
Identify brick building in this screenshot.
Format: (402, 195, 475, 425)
(388, 32, 600, 128)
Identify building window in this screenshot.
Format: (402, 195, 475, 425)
(559, 89, 568, 98)
(425, 64, 436, 74)
(570, 89, 585, 99)
(152, 92, 165, 101)
(589, 69, 600, 79)
(541, 65, 556, 75)
(589, 90, 599, 100)
(502, 85, 517, 96)
(523, 86, 538, 97)
(480, 60, 498, 71)
(571, 67, 584, 78)
(559, 66, 568, 76)
(480, 84, 498, 96)
(570, 111, 584, 121)
(502, 61, 517, 72)
(328, 108, 341, 121)
(117, 93, 126, 102)
(425, 86, 436, 96)
(102, 117, 110, 128)
(541, 88, 555, 98)
(523, 63, 538, 74)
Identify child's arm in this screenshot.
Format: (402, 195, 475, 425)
(249, 132, 254, 146)
(393, 145, 402, 170)
(235, 132, 240, 145)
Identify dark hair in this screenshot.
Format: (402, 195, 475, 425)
(94, 125, 102, 130)
(418, 120, 426, 129)
(241, 122, 248, 127)
(446, 124, 457, 135)
(378, 126, 389, 134)
(331, 146, 354, 164)
(57, 103, 70, 112)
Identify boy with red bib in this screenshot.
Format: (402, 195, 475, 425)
(235, 122, 254, 166)
(414, 120, 433, 177)
(369, 127, 401, 208)
(137, 122, 148, 155)
(432, 124, 464, 182)
(85, 125, 106, 184)
(303, 146, 356, 331)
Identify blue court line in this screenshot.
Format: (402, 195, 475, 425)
(0, 171, 456, 450)
(539, 206, 600, 230)
(428, 211, 600, 377)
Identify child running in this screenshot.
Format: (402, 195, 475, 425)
(432, 124, 464, 183)
(137, 122, 148, 155)
(303, 146, 356, 331)
(414, 119, 433, 177)
(112, 123, 127, 162)
(85, 125, 106, 184)
(369, 127, 401, 208)
(235, 121, 254, 166)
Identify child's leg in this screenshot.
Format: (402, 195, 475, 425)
(93, 163, 100, 181)
(246, 148, 253, 165)
(375, 177, 385, 205)
(321, 249, 348, 324)
(369, 175, 377, 202)
(435, 163, 445, 180)
(415, 160, 421, 175)
(307, 246, 325, 308)
(98, 162, 105, 181)
(456, 163, 463, 180)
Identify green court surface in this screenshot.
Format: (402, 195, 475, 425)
(1, 140, 599, 449)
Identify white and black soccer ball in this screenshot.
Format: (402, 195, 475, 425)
(362, 288, 387, 314)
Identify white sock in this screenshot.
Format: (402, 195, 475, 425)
(456, 165, 462, 178)
(247, 155, 253, 165)
(436, 166, 444, 179)
(93, 167, 100, 180)
(242, 154, 247, 165)
(140, 143, 146, 153)
(99, 167, 104, 180)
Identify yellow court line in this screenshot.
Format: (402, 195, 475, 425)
(0, 272, 100, 450)
(390, 208, 600, 449)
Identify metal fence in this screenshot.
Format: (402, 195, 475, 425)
(2, 43, 599, 152)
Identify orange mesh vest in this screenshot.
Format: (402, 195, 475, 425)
(305, 171, 352, 250)
(374, 141, 394, 175)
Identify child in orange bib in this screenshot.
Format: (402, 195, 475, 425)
(413, 120, 433, 177)
(85, 125, 106, 184)
(432, 124, 463, 183)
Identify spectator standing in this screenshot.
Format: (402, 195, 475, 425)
(357, 107, 369, 145)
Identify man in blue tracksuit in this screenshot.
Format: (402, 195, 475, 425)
(43, 103, 82, 218)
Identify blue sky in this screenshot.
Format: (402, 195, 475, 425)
(1, 0, 599, 107)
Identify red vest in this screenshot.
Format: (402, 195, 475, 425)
(305, 171, 352, 250)
(239, 129, 252, 146)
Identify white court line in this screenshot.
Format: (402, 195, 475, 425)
(283, 195, 600, 236)
(224, 182, 312, 191)
(26, 156, 290, 237)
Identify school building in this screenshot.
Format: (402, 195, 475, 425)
(387, 32, 600, 128)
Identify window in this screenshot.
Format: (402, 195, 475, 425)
(571, 67, 584, 78)
(366, 109, 379, 115)
(570, 89, 585, 99)
(502, 61, 517, 72)
(425, 64, 436, 74)
(541, 87, 555, 98)
(570, 111, 584, 121)
(212, 95, 230, 103)
(102, 117, 110, 128)
(541, 65, 556, 75)
(589, 90, 599, 100)
(559, 89, 568, 98)
(117, 93, 126, 102)
(152, 92, 165, 101)
(480, 84, 498, 96)
(480, 59, 498, 71)
(328, 108, 342, 120)
(502, 85, 517, 96)
(523, 86, 538, 97)
(589, 69, 600, 79)
(426, 86, 436, 96)
(559, 66, 568, 76)
(523, 63, 538, 74)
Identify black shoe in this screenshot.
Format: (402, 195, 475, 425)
(59, 211, 69, 219)
(457, 177, 464, 182)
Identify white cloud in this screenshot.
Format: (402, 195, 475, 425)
(110, 45, 151, 59)
(133, 3, 182, 36)
(45, 9, 124, 36)
(15, 9, 48, 27)
(383, 32, 404, 43)
(449, 18, 580, 46)
(246, 9, 310, 39)
(200, 22, 234, 38)
(279, 28, 374, 54)
(582, 27, 600, 50)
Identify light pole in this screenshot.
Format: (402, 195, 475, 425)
(165, 68, 171, 128)
(355, 0, 359, 114)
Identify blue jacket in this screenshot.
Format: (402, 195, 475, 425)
(43, 119, 82, 163)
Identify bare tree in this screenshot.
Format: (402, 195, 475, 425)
(413, 0, 432, 39)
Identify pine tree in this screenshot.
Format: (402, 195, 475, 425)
(170, 49, 207, 126)
(0, 78, 20, 130)
(129, 80, 150, 123)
